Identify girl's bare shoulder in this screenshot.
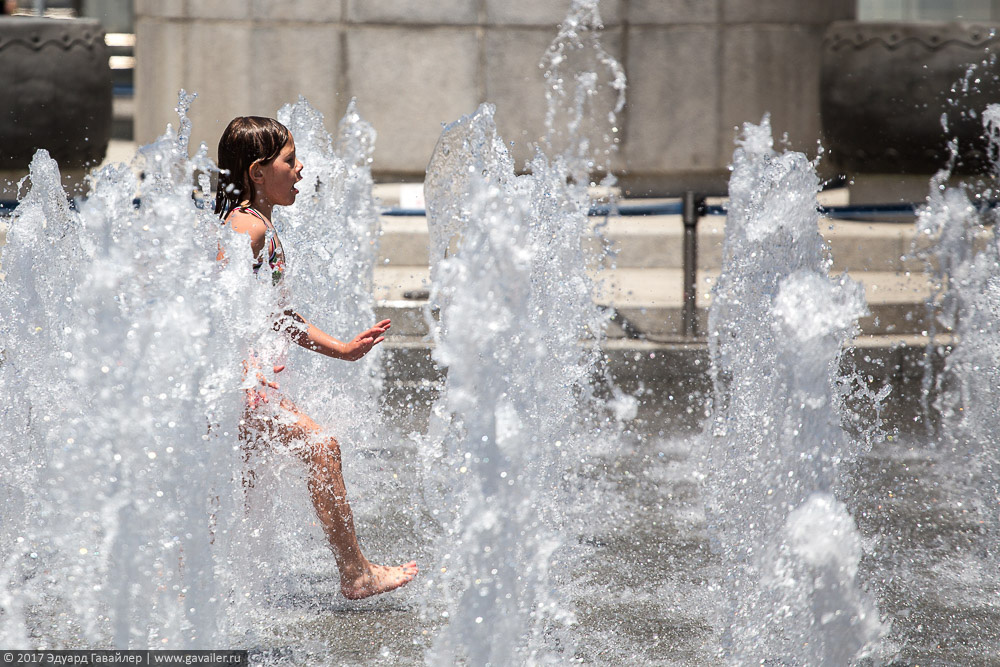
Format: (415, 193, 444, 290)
(225, 209, 267, 240)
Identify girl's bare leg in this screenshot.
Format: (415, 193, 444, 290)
(246, 397, 417, 599)
(302, 430, 418, 599)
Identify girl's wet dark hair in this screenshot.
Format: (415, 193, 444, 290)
(215, 116, 290, 219)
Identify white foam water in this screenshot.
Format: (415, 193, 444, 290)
(705, 115, 887, 665)
(417, 2, 625, 661)
(0, 98, 258, 647)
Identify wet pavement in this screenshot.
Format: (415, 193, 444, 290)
(237, 378, 1000, 665)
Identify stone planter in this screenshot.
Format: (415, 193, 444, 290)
(0, 17, 111, 171)
(821, 21, 1000, 177)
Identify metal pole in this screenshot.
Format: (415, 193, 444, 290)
(34, 0, 45, 16)
(681, 191, 704, 339)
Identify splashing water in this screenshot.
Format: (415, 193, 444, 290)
(0, 90, 388, 650)
(416, 1, 627, 662)
(881, 105, 1000, 659)
(422, 139, 574, 661)
(539, 0, 625, 185)
(825, 101, 1000, 664)
(390, 10, 641, 661)
(705, 115, 887, 665)
(10, 2, 1000, 663)
(274, 97, 383, 420)
(908, 105, 1000, 450)
(0, 100, 259, 647)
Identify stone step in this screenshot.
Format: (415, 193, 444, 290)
(372, 266, 936, 338)
(380, 334, 945, 370)
(377, 214, 927, 273)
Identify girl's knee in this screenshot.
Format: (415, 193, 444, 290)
(308, 436, 343, 470)
(315, 436, 342, 458)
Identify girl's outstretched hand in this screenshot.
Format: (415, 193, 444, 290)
(342, 319, 391, 361)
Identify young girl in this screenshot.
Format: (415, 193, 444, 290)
(215, 116, 417, 600)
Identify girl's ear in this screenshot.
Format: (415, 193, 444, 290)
(248, 162, 264, 185)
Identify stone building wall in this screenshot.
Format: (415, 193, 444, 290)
(134, 0, 854, 194)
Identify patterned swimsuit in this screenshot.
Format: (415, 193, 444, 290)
(227, 205, 289, 412)
(235, 205, 286, 286)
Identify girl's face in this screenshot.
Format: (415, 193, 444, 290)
(256, 135, 303, 207)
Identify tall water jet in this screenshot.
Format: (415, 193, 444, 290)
(861, 103, 1000, 661)
(705, 115, 887, 664)
(538, 0, 625, 187)
(422, 140, 574, 661)
(0, 94, 258, 647)
(918, 106, 1000, 450)
(419, 0, 625, 661)
(275, 97, 383, 412)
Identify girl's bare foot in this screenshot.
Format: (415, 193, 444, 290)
(341, 560, 418, 600)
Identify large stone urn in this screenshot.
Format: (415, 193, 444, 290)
(0, 17, 111, 195)
(821, 21, 1000, 200)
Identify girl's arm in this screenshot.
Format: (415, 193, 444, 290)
(278, 312, 391, 362)
(220, 210, 388, 361)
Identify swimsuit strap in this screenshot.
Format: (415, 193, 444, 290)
(237, 204, 268, 224)
(238, 207, 279, 261)
(236, 205, 286, 285)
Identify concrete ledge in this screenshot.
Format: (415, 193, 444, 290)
(372, 264, 936, 338)
(377, 213, 925, 273)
